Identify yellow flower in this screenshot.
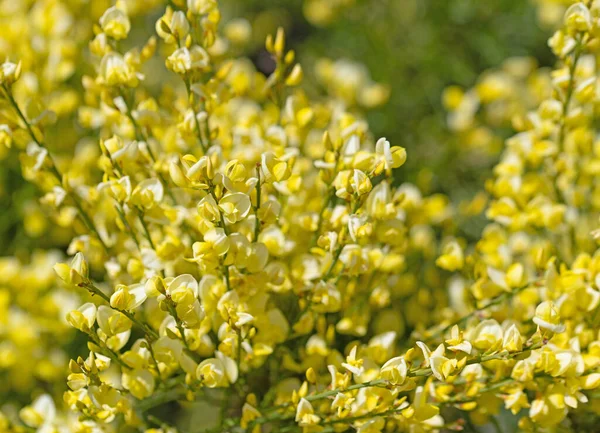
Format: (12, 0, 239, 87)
(379, 356, 408, 385)
(445, 325, 472, 354)
(187, 0, 217, 15)
(533, 301, 565, 334)
(334, 169, 372, 199)
(374, 137, 406, 172)
(165, 274, 199, 305)
(285, 64, 303, 87)
(131, 179, 165, 208)
(417, 342, 458, 382)
(0, 60, 22, 86)
(435, 240, 464, 271)
(99, 53, 138, 87)
(19, 394, 55, 428)
(471, 319, 503, 351)
(122, 368, 156, 399)
(295, 398, 320, 426)
(310, 281, 341, 313)
(54, 252, 89, 285)
(66, 302, 97, 332)
(99, 6, 131, 40)
(502, 324, 523, 352)
(169, 11, 190, 41)
(261, 152, 292, 183)
(110, 283, 147, 311)
(356, 418, 385, 433)
(504, 387, 530, 414)
(6, 0, 600, 430)
(190, 228, 230, 270)
(196, 352, 237, 387)
(219, 192, 252, 224)
(564, 3, 592, 32)
(331, 392, 354, 415)
(166, 46, 210, 75)
(529, 384, 569, 427)
(241, 402, 261, 429)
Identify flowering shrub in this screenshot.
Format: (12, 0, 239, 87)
(234, 0, 550, 198)
(1, 0, 600, 433)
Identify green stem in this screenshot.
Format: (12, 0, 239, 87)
(250, 343, 543, 430)
(312, 379, 385, 401)
(87, 330, 130, 369)
(206, 183, 233, 292)
(2, 84, 110, 254)
(557, 37, 583, 152)
(223, 263, 231, 291)
(208, 184, 230, 235)
(236, 329, 242, 374)
(118, 87, 178, 204)
(147, 340, 164, 388)
(80, 281, 159, 339)
(115, 203, 141, 250)
(184, 77, 208, 154)
(311, 187, 335, 247)
(2, 83, 43, 148)
(167, 302, 191, 350)
(408, 342, 542, 379)
(440, 378, 514, 405)
(254, 166, 262, 242)
(425, 280, 538, 343)
(323, 198, 362, 279)
(136, 207, 157, 250)
(137, 386, 186, 412)
(134, 207, 165, 278)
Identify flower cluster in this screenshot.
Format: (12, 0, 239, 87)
(0, 252, 78, 400)
(0, 1, 600, 433)
(443, 57, 552, 158)
(314, 58, 390, 110)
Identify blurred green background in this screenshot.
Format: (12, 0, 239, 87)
(0, 0, 556, 255)
(222, 0, 554, 189)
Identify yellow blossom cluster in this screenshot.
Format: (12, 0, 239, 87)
(313, 58, 390, 110)
(0, 1, 600, 433)
(0, 252, 78, 399)
(443, 57, 553, 158)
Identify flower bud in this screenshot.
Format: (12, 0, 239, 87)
(306, 367, 317, 384)
(0, 60, 22, 86)
(66, 303, 97, 332)
(285, 64, 303, 87)
(54, 252, 89, 285)
(170, 11, 190, 41)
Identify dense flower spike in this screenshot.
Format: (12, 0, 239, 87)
(0, 1, 600, 433)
